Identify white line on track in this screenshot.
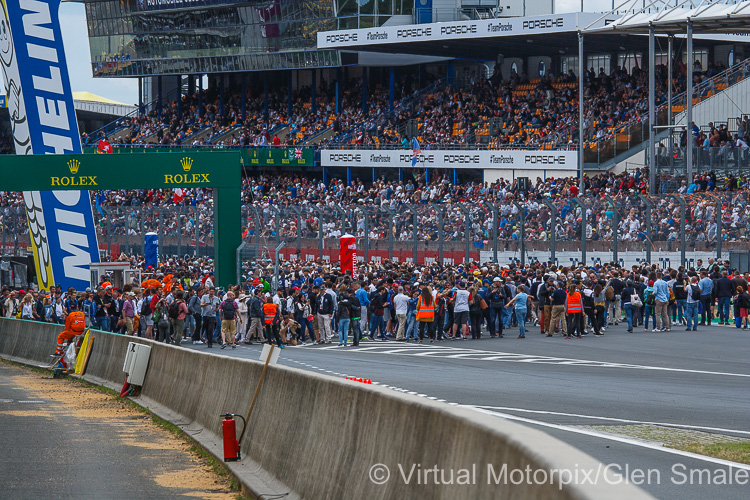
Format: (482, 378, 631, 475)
(466, 406, 750, 470)
(472, 405, 750, 437)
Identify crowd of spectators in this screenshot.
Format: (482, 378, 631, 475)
(4, 168, 750, 251)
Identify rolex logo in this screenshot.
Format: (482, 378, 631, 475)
(67, 159, 80, 174)
(180, 157, 193, 172)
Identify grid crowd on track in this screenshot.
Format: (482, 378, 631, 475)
(4, 255, 748, 348)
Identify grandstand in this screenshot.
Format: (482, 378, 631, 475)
(61, 1, 749, 189)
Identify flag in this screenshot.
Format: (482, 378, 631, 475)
(174, 188, 184, 204)
(97, 138, 112, 154)
(95, 192, 106, 217)
(294, 147, 303, 159)
(411, 138, 421, 167)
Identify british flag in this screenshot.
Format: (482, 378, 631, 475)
(294, 147, 303, 160)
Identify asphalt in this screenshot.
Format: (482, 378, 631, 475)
(0, 362, 227, 500)
(181, 319, 750, 500)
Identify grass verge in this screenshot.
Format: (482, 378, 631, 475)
(0, 356, 249, 499)
(671, 442, 750, 465)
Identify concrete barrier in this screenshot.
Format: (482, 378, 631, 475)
(0, 318, 654, 500)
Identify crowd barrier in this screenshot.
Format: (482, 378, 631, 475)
(0, 318, 653, 500)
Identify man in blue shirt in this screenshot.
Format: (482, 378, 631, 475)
(652, 273, 671, 332)
(698, 271, 714, 326)
(355, 281, 370, 338)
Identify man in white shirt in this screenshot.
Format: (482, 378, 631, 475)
(393, 287, 409, 341)
(452, 281, 471, 339)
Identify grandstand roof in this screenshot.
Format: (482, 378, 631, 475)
(73, 92, 131, 106)
(584, 1, 750, 35)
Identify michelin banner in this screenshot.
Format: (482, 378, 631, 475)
(321, 149, 578, 170)
(0, 0, 100, 291)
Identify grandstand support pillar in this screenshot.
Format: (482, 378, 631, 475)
(453, 169, 457, 185)
(198, 75, 204, 118)
(157, 76, 163, 118)
(604, 195, 618, 265)
(484, 202, 498, 264)
(177, 207, 182, 257)
(322, 167, 328, 185)
(372, 167, 376, 183)
(578, 31, 585, 195)
(638, 195, 654, 264)
(362, 67, 368, 114)
(399, 168, 403, 182)
(138, 78, 143, 115)
(447, 62, 455, 87)
(249, 206, 261, 261)
(287, 72, 293, 119)
(716, 200, 722, 262)
(542, 200, 557, 265)
(666, 195, 686, 266)
(346, 167, 351, 186)
(571, 197, 587, 267)
(177, 76, 183, 120)
(220, 74, 225, 117)
(315, 207, 325, 260)
(512, 201, 526, 266)
(425, 168, 430, 183)
(241, 78, 247, 122)
(389, 67, 395, 116)
(263, 73, 269, 121)
(437, 206, 445, 265)
(311, 70, 317, 114)
(456, 202, 471, 265)
(335, 79, 341, 114)
(289, 206, 303, 257)
(404, 204, 418, 265)
(686, 20, 694, 184)
(667, 35, 674, 170)
(648, 23, 656, 196)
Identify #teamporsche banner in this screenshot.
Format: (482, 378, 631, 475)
(0, 0, 100, 291)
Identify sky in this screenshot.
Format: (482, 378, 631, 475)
(48, 0, 625, 104)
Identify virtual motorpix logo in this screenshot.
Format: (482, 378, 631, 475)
(164, 157, 211, 184)
(525, 155, 567, 165)
(523, 18, 565, 30)
(50, 160, 98, 187)
(326, 33, 358, 43)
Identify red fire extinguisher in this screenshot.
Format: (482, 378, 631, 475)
(221, 413, 246, 462)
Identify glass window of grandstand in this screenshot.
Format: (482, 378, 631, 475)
(560, 56, 578, 76)
(681, 48, 708, 71)
(617, 52, 642, 74)
(587, 54, 610, 76)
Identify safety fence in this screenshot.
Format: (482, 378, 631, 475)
(2, 192, 749, 268)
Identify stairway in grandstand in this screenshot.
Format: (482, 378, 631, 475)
(585, 61, 750, 172)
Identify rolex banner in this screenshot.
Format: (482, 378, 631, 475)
(0, 0, 100, 291)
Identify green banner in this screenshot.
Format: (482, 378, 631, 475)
(83, 146, 314, 167)
(0, 151, 239, 191)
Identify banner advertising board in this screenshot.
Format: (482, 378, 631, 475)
(321, 149, 577, 170)
(0, 0, 100, 291)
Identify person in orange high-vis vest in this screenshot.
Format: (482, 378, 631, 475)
(56, 302, 86, 368)
(566, 283, 584, 339)
(416, 287, 436, 343)
(263, 297, 284, 348)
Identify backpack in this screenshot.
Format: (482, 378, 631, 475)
(691, 284, 701, 301)
(645, 291, 656, 307)
(222, 300, 235, 320)
(141, 298, 152, 316)
(168, 300, 181, 320)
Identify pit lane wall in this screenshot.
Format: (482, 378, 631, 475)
(0, 318, 654, 500)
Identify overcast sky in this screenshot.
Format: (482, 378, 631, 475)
(48, 0, 626, 104)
